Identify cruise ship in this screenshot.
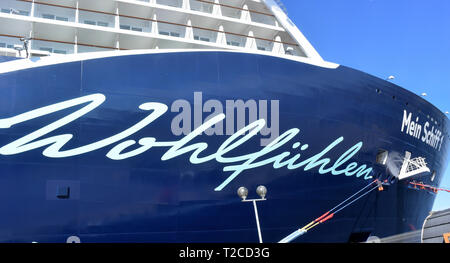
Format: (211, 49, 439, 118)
(0, 0, 448, 243)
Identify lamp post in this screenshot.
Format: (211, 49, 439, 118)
(237, 186, 267, 243)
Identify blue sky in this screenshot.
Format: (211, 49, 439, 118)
(281, 0, 450, 210)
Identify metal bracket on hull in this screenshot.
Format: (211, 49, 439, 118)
(398, 151, 430, 180)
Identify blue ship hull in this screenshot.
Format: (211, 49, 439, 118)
(0, 51, 448, 243)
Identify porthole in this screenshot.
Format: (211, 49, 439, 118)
(376, 149, 388, 165)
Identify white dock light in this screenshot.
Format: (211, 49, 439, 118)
(237, 186, 267, 243)
(421, 93, 427, 97)
(387, 75, 395, 80)
(237, 187, 248, 201)
(256, 185, 267, 199)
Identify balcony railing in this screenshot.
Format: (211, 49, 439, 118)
(156, 0, 182, 8)
(120, 17, 152, 33)
(34, 3, 75, 22)
(0, 35, 22, 49)
(32, 39, 75, 54)
(225, 33, 246, 48)
(1, 0, 301, 57)
(0, 0, 31, 16)
(79, 10, 115, 28)
(193, 27, 217, 43)
(189, 0, 213, 14)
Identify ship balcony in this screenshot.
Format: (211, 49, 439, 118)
(31, 39, 74, 55)
(0, 0, 303, 58)
(192, 27, 218, 43)
(34, 4, 76, 23)
(158, 22, 186, 38)
(156, 0, 183, 8)
(77, 45, 111, 53)
(189, 0, 213, 14)
(249, 12, 276, 27)
(255, 39, 274, 52)
(79, 10, 116, 29)
(225, 33, 246, 48)
(0, 35, 22, 50)
(220, 4, 242, 20)
(120, 17, 152, 33)
(0, 0, 31, 17)
(116, 0, 282, 28)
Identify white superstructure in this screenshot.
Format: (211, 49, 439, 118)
(0, 0, 329, 66)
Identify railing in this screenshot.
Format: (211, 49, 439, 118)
(156, 0, 182, 8)
(13, 0, 298, 47)
(1, 0, 302, 56)
(34, 3, 75, 22)
(0, 0, 31, 16)
(32, 39, 75, 54)
(193, 27, 218, 43)
(195, 0, 275, 17)
(189, 0, 213, 14)
(0, 34, 125, 54)
(0, 35, 22, 49)
(120, 17, 152, 33)
(79, 9, 115, 28)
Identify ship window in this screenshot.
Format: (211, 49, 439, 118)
(56, 16, 68, 22)
(18, 10, 29, 16)
(160, 31, 180, 37)
(132, 27, 143, 32)
(195, 36, 210, 42)
(0, 43, 5, 48)
(42, 14, 55, 20)
(84, 20, 96, 25)
(53, 50, 67, 54)
(97, 21, 108, 27)
(227, 41, 240, 47)
(376, 149, 388, 165)
(1, 8, 9, 13)
(120, 24, 130, 30)
(257, 47, 266, 51)
(7, 44, 14, 49)
(40, 47, 53, 53)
